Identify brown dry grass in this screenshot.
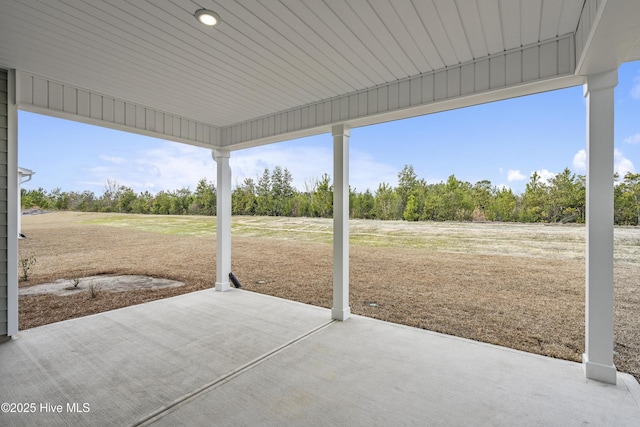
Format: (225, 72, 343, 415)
(17, 212, 639, 382)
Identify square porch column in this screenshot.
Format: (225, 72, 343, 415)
(332, 124, 350, 321)
(213, 150, 232, 292)
(583, 69, 617, 384)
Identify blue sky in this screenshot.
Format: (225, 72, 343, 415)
(19, 61, 640, 196)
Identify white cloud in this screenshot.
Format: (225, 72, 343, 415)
(569, 149, 635, 179)
(83, 138, 398, 195)
(532, 169, 556, 184)
(84, 142, 215, 193)
(573, 149, 587, 172)
(615, 148, 636, 178)
(507, 169, 525, 182)
(99, 155, 126, 164)
(624, 133, 640, 145)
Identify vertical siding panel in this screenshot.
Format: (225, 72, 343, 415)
(331, 99, 340, 123)
(558, 36, 571, 75)
(155, 112, 164, 134)
(540, 41, 558, 78)
(287, 110, 295, 131)
(422, 74, 434, 102)
(294, 108, 302, 130)
(196, 123, 204, 142)
(490, 55, 506, 89)
(377, 86, 388, 113)
(506, 50, 522, 85)
(125, 103, 136, 126)
(172, 117, 180, 137)
(434, 71, 447, 100)
(461, 63, 475, 95)
(268, 115, 276, 136)
(447, 67, 461, 98)
(135, 106, 145, 129)
(315, 102, 324, 127)
(48, 82, 63, 111)
(188, 121, 196, 140)
(301, 106, 309, 129)
(63, 86, 76, 114)
(17, 73, 32, 105)
(388, 82, 399, 110)
(164, 114, 173, 135)
(340, 96, 349, 120)
(146, 109, 155, 132)
(323, 101, 331, 125)
(102, 98, 114, 122)
(240, 122, 247, 142)
(523, 46, 540, 82)
(274, 112, 282, 135)
(358, 92, 368, 116)
(349, 94, 358, 119)
(114, 100, 125, 125)
(399, 80, 411, 108)
(475, 59, 490, 91)
(367, 88, 378, 114)
(90, 94, 102, 120)
(77, 90, 90, 117)
(308, 104, 316, 128)
(180, 118, 189, 139)
(33, 77, 48, 108)
(410, 76, 422, 106)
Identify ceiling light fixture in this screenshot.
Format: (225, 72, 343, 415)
(195, 9, 220, 26)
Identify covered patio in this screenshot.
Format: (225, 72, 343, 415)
(2, 0, 640, 423)
(1, 289, 639, 426)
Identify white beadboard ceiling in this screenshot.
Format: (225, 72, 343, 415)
(1, 0, 639, 147)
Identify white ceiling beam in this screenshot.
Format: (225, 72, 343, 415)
(576, 0, 640, 75)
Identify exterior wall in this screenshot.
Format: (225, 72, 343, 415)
(223, 35, 576, 148)
(16, 71, 221, 149)
(0, 68, 8, 336)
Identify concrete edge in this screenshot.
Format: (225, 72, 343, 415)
(619, 372, 640, 406)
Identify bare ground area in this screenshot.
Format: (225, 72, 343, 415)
(17, 212, 640, 382)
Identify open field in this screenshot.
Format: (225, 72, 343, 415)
(17, 212, 640, 381)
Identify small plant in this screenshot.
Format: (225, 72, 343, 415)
(87, 282, 101, 299)
(19, 255, 36, 282)
(70, 277, 81, 288)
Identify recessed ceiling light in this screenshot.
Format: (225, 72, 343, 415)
(195, 9, 220, 26)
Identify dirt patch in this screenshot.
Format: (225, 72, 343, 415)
(16, 212, 640, 382)
(19, 275, 184, 296)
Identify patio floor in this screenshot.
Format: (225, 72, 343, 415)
(1, 289, 639, 426)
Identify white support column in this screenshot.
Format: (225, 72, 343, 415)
(332, 124, 350, 321)
(583, 69, 617, 384)
(7, 69, 19, 336)
(212, 149, 232, 292)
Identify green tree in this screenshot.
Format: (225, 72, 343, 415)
(403, 194, 419, 221)
(374, 182, 398, 220)
(256, 168, 272, 215)
(232, 178, 257, 215)
(309, 174, 333, 218)
(192, 178, 216, 215)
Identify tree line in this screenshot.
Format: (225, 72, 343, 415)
(20, 165, 640, 225)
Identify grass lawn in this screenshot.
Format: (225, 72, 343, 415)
(18, 211, 640, 382)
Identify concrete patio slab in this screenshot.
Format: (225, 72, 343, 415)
(1, 289, 638, 426)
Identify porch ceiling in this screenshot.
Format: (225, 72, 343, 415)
(1, 0, 640, 149)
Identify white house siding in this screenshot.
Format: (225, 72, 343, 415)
(15, 71, 221, 150)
